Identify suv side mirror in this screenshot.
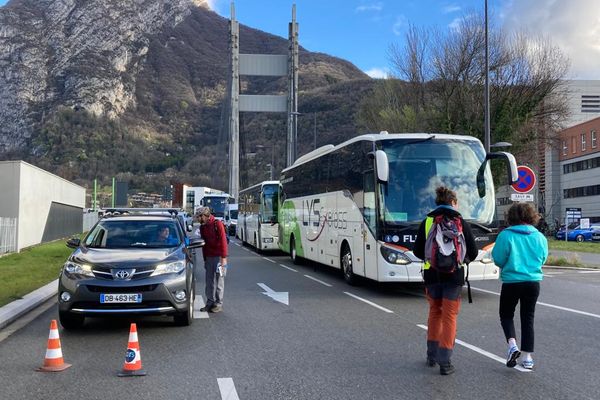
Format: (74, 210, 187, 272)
(188, 238, 205, 249)
(66, 237, 81, 248)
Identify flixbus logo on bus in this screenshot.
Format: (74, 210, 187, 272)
(302, 199, 348, 230)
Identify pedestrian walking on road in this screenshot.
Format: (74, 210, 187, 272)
(196, 206, 228, 313)
(414, 186, 478, 375)
(492, 202, 548, 369)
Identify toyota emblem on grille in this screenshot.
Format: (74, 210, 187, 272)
(114, 270, 131, 279)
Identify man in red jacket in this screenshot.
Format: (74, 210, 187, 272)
(196, 206, 228, 313)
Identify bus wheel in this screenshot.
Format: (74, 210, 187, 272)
(341, 244, 357, 285)
(291, 236, 302, 265)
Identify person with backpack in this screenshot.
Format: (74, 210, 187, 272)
(196, 206, 228, 313)
(492, 202, 547, 370)
(413, 186, 478, 375)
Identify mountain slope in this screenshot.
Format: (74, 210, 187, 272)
(0, 0, 371, 191)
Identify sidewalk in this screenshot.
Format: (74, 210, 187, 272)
(0, 280, 58, 330)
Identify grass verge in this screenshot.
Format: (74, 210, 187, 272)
(545, 255, 584, 268)
(0, 240, 72, 308)
(547, 238, 600, 254)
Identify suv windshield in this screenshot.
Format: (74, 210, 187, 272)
(84, 220, 182, 248)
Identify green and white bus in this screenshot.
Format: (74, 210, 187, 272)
(278, 132, 517, 284)
(237, 181, 281, 251)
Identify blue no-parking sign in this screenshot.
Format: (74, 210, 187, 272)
(511, 165, 536, 194)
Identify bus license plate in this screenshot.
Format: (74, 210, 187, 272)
(100, 293, 142, 303)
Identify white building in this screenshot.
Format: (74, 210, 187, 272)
(0, 161, 85, 252)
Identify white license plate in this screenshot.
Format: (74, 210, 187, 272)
(100, 293, 142, 303)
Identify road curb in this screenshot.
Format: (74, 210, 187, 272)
(0, 279, 57, 330)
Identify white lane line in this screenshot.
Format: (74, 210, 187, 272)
(416, 324, 530, 372)
(233, 242, 240, 247)
(279, 264, 298, 272)
(193, 295, 209, 319)
(304, 274, 333, 287)
(217, 378, 240, 400)
(471, 287, 600, 320)
(343, 292, 394, 313)
(263, 257, 276, 263)
(578, 270, 600, 274)
(544, 271, 564, 275)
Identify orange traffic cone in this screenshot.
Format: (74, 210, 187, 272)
(117, 323, 146, 377)
(37, 319, 71, 372)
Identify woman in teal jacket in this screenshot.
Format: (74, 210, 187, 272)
(492, 202, 548, 369)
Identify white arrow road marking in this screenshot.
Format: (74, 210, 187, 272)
(279, 263, 298, 272)
(304, 274, 332, 287)
(416, 324, 531, 372)
(257, 283, 289, 305)
(471, 287, 600, 319)
(193, 295, 209, 319)
(343, 292, 394, 313)
(217, 378, 240, 400)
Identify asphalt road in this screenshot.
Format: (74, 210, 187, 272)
(1, 239, 599, 400)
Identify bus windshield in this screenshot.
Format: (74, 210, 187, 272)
(379, 138, 494, 225)
(261, 184, 279, 223)
(203, 197, 228, 218)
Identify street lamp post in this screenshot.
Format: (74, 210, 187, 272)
(290, 111, 318, 153)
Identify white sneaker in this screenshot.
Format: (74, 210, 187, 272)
(521, 359, 534, 369)
(506, 345, 521, 368)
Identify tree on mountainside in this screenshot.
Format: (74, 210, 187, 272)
(359, 14, 570, 159)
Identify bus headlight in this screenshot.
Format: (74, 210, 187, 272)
(380, 246, 411, 265)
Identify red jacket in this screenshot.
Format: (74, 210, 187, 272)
(199, 215, 228, 259)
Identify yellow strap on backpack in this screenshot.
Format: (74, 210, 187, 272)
(423, 216, 434, 270)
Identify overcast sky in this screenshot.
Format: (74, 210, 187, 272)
(1, 0, 598, 80)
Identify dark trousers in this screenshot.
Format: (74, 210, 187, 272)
(499, 281, 540, 353)
(425, 282, 462, 365)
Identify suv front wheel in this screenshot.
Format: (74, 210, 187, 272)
(174, 286, 194, 326)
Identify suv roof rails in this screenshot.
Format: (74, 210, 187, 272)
(103, 208, 180, 218)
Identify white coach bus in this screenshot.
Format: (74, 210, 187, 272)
(278, 132, 517, 285)
(237, 181, 280, 251)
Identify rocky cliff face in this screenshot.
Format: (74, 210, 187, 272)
(0, 0, 370, 191)
(0, 0, 209, 151)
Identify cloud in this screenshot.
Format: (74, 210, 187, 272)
(365, 68, 389, 79)
(501, 0, 600, 79)
(356, 2, 383, 12)
(442, 5, 461, 14)
(392, 15, 407, 36)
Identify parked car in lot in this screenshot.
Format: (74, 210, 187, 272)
(58, 209, 204, 329)
(555, 224, 600, 242)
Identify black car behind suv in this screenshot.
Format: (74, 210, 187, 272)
(58, 209, 204, 329)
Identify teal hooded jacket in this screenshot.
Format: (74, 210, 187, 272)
(492, 224, 548, 283)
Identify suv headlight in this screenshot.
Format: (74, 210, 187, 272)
(152, 261, 186, 276)
(380, 245, 411, 265)
(63, 261, 94, 277)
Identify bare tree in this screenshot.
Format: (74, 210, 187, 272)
(363, 11, 570, 155)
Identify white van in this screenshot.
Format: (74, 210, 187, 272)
(225, 203, 238, 237)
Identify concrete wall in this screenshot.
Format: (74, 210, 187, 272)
(0, 161, 86, 251)
(0, 161, 20, 218)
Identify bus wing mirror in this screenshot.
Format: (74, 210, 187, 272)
(477, 152, 519, 198)
(375, 150, 389, 183)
